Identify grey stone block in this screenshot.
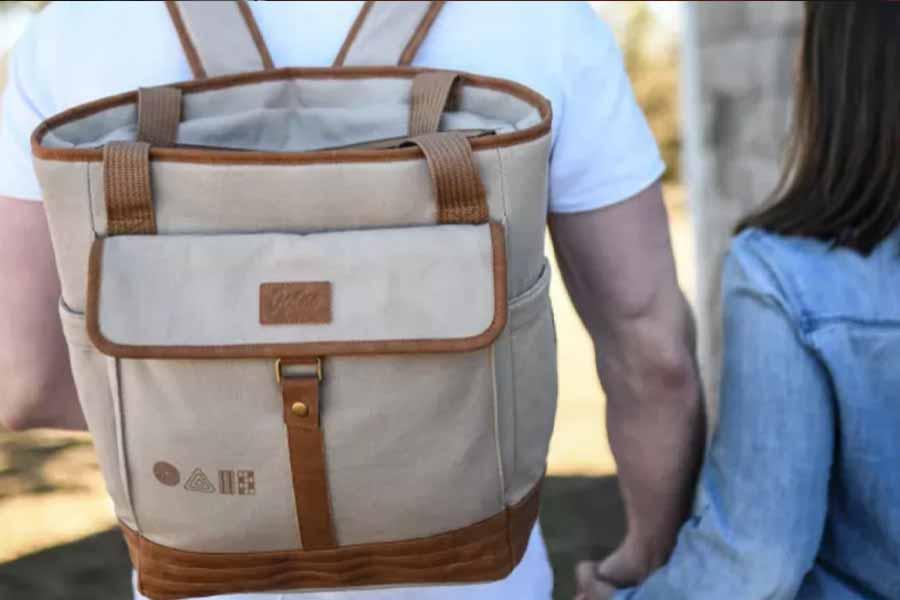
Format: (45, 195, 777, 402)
(744, 1, 804, 33)
(738, 96, 793, 160)
(695, 2, 747, 44)
(717, 154, 782, 209)
(699, 33, 799, 99)
(689, 0, 804, 413)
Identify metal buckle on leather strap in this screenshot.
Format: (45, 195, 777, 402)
(275, 356, 335, 548)
(274, 357, 323, 384)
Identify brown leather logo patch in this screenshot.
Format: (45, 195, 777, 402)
(260, 282, 332, 325)
(153, 461, 180, 486)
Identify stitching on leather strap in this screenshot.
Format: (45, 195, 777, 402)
(137, 87, 182, 147)
(408, 71, 458, 137)
(407, 132, 488, 224)
(103, 142, 156, 235)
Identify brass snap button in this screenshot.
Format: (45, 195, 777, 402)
(291, 402, 309, 417)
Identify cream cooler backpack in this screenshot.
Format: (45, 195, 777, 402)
(31, 1, 557, 598)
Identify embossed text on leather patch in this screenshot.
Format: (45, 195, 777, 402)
(260, 282, 332, 325)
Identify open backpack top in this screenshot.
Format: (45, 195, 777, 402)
(31, 2, 557, 598)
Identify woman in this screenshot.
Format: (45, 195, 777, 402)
(578, 2, 900, 599)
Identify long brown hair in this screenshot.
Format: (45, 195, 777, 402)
(736, 1, 900, 254)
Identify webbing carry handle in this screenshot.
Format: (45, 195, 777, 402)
(109, 0, 484, 232)
(102, 130, 488, 235)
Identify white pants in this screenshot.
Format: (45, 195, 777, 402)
(134, 524, 553, 600)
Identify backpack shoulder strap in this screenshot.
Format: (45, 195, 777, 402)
(334, 1, 446, 67)
(166, 0, 273, 78)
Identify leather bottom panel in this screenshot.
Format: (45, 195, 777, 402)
(123, 481, 541, 600)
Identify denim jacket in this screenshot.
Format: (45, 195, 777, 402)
(618, 227, 900, 600)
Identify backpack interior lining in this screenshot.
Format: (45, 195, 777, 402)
(40, 77, 543, 153)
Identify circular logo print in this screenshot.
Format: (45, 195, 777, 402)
(153, 461, 181, 487)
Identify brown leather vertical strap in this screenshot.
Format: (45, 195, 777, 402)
(406, 132, 488, 224)
(334, 0, 446, 67)
(166, 0, 274, 79)
(103, 142, 156, 235)
(137, 87, 182, 146)
(409, 71, 459, 137)
(280, 363, 336, 550)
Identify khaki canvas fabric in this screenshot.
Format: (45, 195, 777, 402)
(39, 77, 541, 151)
(166, 0, 273, 78)
(334, 1, 443, 67)
(31, 2, 558, 598)
(90, 224, 498, 349)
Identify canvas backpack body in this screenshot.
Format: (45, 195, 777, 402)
(31, 2, 557, 598)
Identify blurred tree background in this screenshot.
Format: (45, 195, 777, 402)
(600, 1, 681, 182)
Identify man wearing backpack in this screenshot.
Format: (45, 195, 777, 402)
(0, 2, 704, 599)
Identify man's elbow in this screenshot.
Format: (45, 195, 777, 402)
(604, 303, 702, 409)
(641, 335, 698, 398)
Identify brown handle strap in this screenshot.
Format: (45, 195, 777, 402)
(406, 132, 488, 225)
(137, 86, 182, 147)
(166, 0, 274, 79)
(334, 0, 446, 66)
(409, 71, 459, 137)
(280, 360, 337, 550)
(103, 142, 156, 235)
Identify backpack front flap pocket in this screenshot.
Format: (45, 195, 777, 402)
(85, 222, 508, 555)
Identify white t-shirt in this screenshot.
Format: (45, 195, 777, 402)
(0, 0, 663, 210)
(0, 2, 663, 599)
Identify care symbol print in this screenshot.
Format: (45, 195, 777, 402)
(219, 470, 256, 495)
(184, 468, 216, 493)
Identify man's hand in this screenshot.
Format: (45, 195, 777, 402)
(0, 195, 85, 430)
(549, 181, 705, 583)
(575, 561, 618, 600)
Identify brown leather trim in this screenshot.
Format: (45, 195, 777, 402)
(122, 481, 541, 600)
(236, 0, 275, 70)
(398, 0, 446, 65)
(281, 374, 337, 550)
(31, 67, 552, 165)
(86, 222, 508, 359)
(165, 1, 206, 79)
(332, 0, 374, 67)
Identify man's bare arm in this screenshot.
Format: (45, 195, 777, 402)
(0, 195, 85, 430)
(549, 182, 704, 586)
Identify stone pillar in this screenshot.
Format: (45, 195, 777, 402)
(682, 2, 802, 419)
